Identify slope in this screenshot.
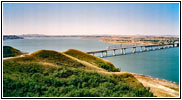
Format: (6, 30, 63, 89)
(3, 49, 154, 97)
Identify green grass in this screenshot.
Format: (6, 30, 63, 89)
(3, 46, 22, 58)
(64, 49, 120, 72)
(3, 49, 154, 97)
(3, 60, 153, 97)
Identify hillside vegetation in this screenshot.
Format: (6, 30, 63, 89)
(3, 46, 23, 58)
(64, 49, 120, 72)
(3, 48, 154, 97)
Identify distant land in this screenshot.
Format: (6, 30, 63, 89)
(83, 35, 179, 45)
(4, 34, 179, 37)
(3, 34, 179, 45)
(3, 35, 24, 40)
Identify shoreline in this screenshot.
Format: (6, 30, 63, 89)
(134, 73, 178, 84)
(99, 38, 179, 97)
(133, 73, 179, 97)
(100, 39, 155, 45)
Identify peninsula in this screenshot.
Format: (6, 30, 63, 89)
(3, 35, 24, 40)
(84, 35, 179, 45)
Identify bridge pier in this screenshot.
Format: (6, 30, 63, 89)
(174, 43, 178, 47)
(121, 49, 123, 55)
(146, 47, 148, 51)
(153, 47, 155, 50)
(87, 43, 179, 58)
(105, 51, 107, 57)
(123, 48, 126, 55)
(140, 47, 143, 52)
(113, 50, 116, 56)
(133, 47, 136, 53)
(101, 52, 103, 57)
(150, 47, 152, 51)
(148, 47, 150, 51)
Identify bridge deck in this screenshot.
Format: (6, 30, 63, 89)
(86, 44, 175, 54)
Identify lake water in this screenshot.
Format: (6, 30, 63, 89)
(3, 37, 179, 83)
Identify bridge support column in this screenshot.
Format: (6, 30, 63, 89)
(140, 47, 142, 52)
(133, 47, 136, 53)
(121, 49, 123, 55)
(147, 47, 149, 51)
(101, 52, 103, 57)
(150, 47, 152, 50)
(123, 48, 126, 55)
(174, 44, 177, 47)
(153, 47, 155, 50)
(144, 47, 146, 51)
(105, 51, 107, 57)
(113, 50, 116, 56)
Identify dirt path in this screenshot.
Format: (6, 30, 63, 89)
(3, 53, 30, 60)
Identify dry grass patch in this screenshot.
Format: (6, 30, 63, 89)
(64, 49, 120, 72)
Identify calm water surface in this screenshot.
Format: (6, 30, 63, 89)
(3, 37, 179, 83)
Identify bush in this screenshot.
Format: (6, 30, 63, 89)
(3, 49, 154, 97)
(3, 46, 22, 58)
(96, 61, 120, 72)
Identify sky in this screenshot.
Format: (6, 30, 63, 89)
(3, 3, 180, 35)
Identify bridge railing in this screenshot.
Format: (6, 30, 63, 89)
(106, 44, 145, 50)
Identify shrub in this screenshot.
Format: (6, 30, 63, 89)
(3, 49, 154, 97)
(3, 46, 22, 58)
(96, 61, 120, 72)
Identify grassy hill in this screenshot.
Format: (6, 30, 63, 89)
(3, 46, 23, 58)
(3, 48, 154, 97)
(64, 49, 120, 72)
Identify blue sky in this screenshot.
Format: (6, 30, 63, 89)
(3, 3, 179, 35)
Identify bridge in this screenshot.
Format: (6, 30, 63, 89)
(86, 43, 179, 57)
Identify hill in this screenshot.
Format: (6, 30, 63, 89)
(3, 46, 23, 58)
(3, 48, 154, 97)
(64, 49, 120, 72)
